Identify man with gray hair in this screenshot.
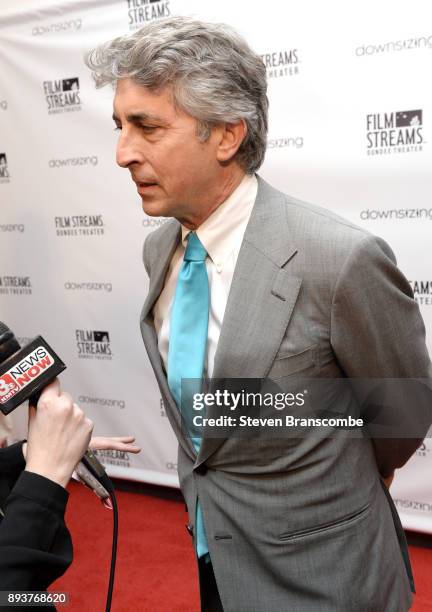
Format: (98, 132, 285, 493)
(86, 16, 431, 612)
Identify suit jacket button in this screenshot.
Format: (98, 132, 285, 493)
(186, 524, 193, 536)
(195, 463, 208, 475)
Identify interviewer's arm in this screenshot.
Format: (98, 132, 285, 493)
(0, 470, 71, 590)
(0, 441, 26, 500)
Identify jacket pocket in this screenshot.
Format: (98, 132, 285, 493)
(267, 345, 316, 380)
(278, 502, 371, 542)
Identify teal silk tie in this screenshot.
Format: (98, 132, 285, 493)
(167, 231, 210, 558)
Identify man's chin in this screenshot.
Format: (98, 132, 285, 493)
(141, 198, 170, 218)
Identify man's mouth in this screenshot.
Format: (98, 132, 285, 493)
(136, 181, 159, 192)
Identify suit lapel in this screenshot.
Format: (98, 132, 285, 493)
(197, 176, 302, 465)
(140, 220, 197, 460)
(141, 220, 181, 320)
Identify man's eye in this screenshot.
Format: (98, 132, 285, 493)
(140, 125, 157, 133)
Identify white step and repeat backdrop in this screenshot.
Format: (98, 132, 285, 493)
(1, 0, 431, 532)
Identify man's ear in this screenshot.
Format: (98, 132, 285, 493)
(216, 119, 247, 163)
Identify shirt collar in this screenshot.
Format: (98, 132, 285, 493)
(180, 174, 258, 265)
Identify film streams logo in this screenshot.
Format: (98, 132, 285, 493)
(65, 281, 112, 293)
(0, 153, 10, 183)
(43, 77, 81, 114)
(76, 330, 112, 360)
(366, 109, 423, 156)
(268, 137, 304, 150)
(79, 395, 125, 409)
(410, 280, 432, 306)
(127, 0, 171, 29)
(55, 215, 104, 237)
(356, 35, 432, 56)
(0, 276, 32, 296)
(94, 449, 131, 468)
(33, 18, 82, 36)
(0, 347, 54, 404)
(261, 49, 299, 78)
(0, 224, 24, 233)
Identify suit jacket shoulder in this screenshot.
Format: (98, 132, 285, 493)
(253, 176, 393, 294)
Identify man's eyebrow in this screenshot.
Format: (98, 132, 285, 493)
(112, 111, 166, 125)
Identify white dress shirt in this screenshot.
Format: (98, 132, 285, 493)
(153, 173, 258, 377)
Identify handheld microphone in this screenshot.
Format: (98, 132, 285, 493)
(0, 327, 66, 415)
(0, 321, 107, 489)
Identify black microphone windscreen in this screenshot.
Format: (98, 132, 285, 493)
(0, 322, 21, 365)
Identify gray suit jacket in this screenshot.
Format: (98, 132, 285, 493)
(140, 176, 432, 612)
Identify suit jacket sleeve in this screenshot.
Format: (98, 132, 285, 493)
(330, 234, 432, 477)
(0, 444, 72, 590)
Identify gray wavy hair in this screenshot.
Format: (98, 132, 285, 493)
(85, 16, 268, 174)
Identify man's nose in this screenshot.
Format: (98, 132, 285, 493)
(116, 131, 143, 168)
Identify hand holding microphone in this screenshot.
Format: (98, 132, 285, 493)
(0, 322, 123, 497)
(21, 386, 141, 490)
(25, 379, 94, 488)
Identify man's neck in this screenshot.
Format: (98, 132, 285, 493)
(179, 167, 246, 230)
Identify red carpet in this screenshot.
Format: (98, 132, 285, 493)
(52, 481, 432, 611)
